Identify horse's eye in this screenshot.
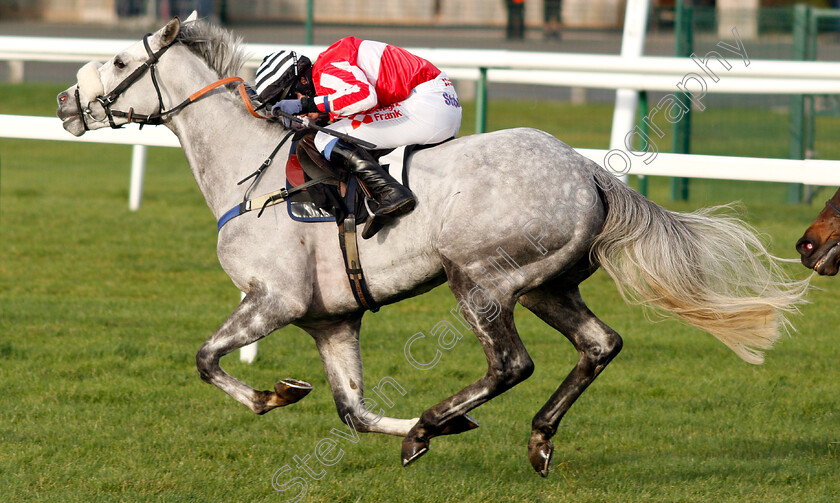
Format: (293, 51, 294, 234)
(114, 58, 126, 70)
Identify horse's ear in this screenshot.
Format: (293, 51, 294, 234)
(184, 10, 198, 23)
(158, 17, 180, 47)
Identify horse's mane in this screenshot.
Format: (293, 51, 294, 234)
(176, 21, 248, 78)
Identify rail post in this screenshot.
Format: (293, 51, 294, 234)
(239, 291, 257, 363)
(788, 3, 809, 204)
(475, 67, 488, 134)
(637, 90, 649, 197)
(670, 0, 692, 202)
(305, 0, 314, 46)
(129, 145, 147, 211)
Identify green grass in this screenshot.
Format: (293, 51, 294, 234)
(2, 83, 840, 502)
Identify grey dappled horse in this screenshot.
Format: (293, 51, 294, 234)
(56, 16, 808, 476)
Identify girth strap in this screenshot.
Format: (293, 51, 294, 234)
(337, 176, 379, 312)
(338, 216, 379, 312)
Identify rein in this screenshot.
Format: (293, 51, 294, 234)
(237, 83, 273, 120)
(76, 32, 243, 130)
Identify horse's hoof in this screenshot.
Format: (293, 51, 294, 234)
(528, 436, 554, 477)
(401, 436, 429, 467)
(438, 413, 480, 436)
(275, 378, 313, 404)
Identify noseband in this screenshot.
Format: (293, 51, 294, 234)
(75, 32, 241, 130)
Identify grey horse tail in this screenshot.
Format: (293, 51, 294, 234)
(588, 168, 809, 364)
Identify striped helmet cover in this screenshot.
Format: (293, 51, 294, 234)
(254, 50, 312, 105)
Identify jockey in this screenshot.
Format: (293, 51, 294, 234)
(253, 38, 462, 224)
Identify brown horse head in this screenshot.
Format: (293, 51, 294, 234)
(796, 187, 840, 276)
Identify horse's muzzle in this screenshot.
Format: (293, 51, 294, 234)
(798, 234, 840, 276)
(56, 88, 85, 137)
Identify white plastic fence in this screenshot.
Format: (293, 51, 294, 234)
(6, 114, 840, 187)
(0, 114, 178, 211)
(5, 35, 840, 94)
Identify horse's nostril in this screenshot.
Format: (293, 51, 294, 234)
(796, 238, 814, 256)
(57, 92, 68, 106)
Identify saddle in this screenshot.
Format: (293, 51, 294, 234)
(287, 132, 416, 238)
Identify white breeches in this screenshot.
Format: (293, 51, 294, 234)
(314, 72, 462, 154)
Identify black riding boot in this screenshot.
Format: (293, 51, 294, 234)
(329, 141, 416, 218)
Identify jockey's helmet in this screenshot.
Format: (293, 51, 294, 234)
(254, 50, 314, 106)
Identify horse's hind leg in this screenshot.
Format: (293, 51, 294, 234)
(401, 260, 534, 466)
(303, 317, 419, 436)
(195, 280, 312, 415)
(518, 281, 623, 477)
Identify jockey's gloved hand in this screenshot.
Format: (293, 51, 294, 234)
(271, 97, 319, 128)
(271, 99, 302, 117)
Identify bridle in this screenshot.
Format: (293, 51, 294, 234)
(75, 32, 242, 130)
(827, 199, 840, 219)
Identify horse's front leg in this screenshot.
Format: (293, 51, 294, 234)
(196, 280, 312, 415)
(303, 316, 420, 436)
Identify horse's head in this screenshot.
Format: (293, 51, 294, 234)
(56, 15, 189, 136)
(797, 187, 840, 276)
